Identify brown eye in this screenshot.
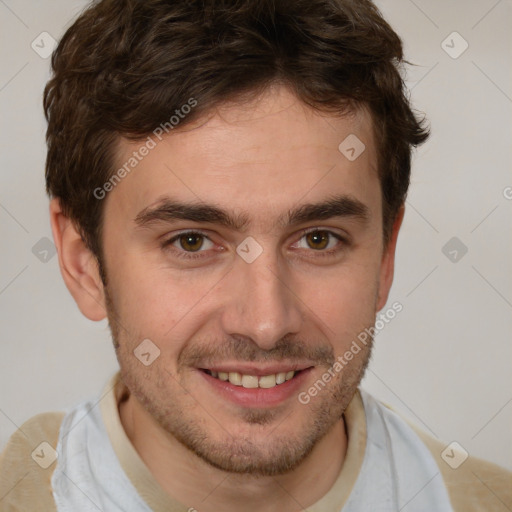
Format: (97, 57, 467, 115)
(291, 229, 346, 258)
(161, 231, 215, 259)
(178, 233, 204, 252)
(305, 231, 330, 250)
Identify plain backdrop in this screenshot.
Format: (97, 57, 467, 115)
(1, 0, 511, 472)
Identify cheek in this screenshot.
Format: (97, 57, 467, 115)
(107, 257, 221, 348)
(299, 260, 380, 336)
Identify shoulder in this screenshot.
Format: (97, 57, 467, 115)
(413, 425, 512, 512)
(0, 411, 64, 512)
(378, 399, 512, 512)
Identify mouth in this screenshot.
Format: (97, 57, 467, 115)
(201, 369, 302, 389)
(197, 365, 314, 408)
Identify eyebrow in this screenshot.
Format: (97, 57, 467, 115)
(133, 194, 370, 231)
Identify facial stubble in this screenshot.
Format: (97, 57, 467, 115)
(104, 285, 374, 476)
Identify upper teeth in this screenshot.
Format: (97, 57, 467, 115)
(208, 370, 296, 388)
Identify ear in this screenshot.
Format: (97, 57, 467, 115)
(376, 205, 405, 311)
(49, 198, 107, 321)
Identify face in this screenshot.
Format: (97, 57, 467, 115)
(98, 85, 398, 476)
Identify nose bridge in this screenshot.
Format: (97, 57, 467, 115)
(220, 245, 303, 350)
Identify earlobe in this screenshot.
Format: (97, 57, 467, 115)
(49, 198, 107, 321)
(376, 205, 405, 311)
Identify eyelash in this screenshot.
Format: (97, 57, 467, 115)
(161, 228, 348, 261)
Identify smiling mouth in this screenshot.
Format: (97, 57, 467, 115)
(201, 369, 306, 389)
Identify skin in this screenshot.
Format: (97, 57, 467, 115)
(50, 85, 403, 512)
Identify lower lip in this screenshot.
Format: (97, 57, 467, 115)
(198, 368, 313, 408)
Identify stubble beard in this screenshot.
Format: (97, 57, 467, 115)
(104, 286, 374, 476)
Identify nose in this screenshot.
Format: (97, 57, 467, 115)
(219, 245, 304, 351)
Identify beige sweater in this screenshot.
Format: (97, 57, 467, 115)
(1, 372, 511, 511)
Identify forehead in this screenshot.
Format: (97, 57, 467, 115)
(106, 86, 380, 231)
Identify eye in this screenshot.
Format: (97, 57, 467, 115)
(161, 228, 347, 262)
(292, 229, 346, 256)
(161, 231, 214, 259)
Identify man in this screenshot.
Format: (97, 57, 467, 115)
(1, 0, 510, 510)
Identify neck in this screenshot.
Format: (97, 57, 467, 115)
(119, 394, 347, 512)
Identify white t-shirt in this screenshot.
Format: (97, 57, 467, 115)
(51, 380, 453, 511)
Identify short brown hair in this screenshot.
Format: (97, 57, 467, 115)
(44, 0, 429, 276)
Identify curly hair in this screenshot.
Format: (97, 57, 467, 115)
(44, 0, 429, 272)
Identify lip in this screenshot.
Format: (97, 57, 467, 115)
(197, 367, 313, 408)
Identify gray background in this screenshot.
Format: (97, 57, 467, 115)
(1, 0, 511, 473)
